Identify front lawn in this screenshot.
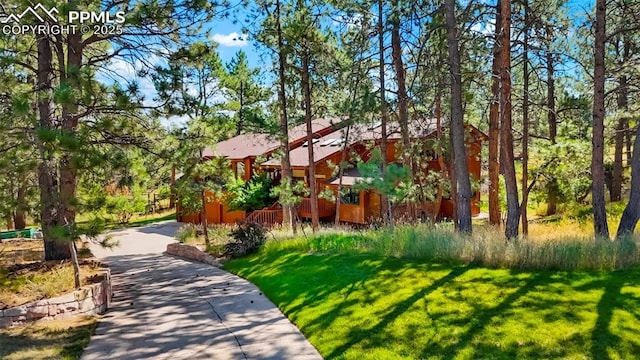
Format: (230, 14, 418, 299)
(225, 249, 640, 359)
(0, 316, 96, 360)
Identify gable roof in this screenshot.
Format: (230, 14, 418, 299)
(262, 119, 441, 167)
(202, 133, 279, 160)
(201, 117, 344, 160)
(327, 168, 372, 186)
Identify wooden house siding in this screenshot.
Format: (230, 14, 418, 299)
(178, 119, 487, 226)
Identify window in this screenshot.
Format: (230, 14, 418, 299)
(341, 188, 360, 205)
(236, 162, 245, 179)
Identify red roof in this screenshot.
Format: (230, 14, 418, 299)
(202, 133, 279, 160)
(202, 117, 344, 160)
(262, 119, 440, 167)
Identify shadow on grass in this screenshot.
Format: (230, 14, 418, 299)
(227, 250, 640, 360)
(587, 270, 640, 360)
(430, 272, 552, 359)
(0, 318, 97, 360)
(325, 266, 469, 359)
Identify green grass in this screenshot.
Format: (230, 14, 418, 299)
(3, 211, 176, 233)
(121, 211, 176, 228)
(261, 225, 640, 271)
(225, 249, 640, 360)
(76, 210, 176, 231)
(0, 316, 97, 360)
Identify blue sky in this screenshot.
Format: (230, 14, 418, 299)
(209, 14, 265, 70)
(210, 0, 596, 73)
(102, 0, 597, 127)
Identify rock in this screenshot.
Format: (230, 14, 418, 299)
(26, 304, 49, 320)
(0, 317, 12, 328)
(4, 306, 27, 317)
(74, 288, 92, 301)
(78, 298, 96, 313)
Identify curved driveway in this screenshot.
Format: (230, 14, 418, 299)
(82, 221, 321, 360)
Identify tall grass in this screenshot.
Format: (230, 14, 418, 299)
(262, 225, 640, 271)
(1, 262, 101, 308)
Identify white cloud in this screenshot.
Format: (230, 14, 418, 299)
(97, 56, 158, 107)
(333, 14, 363, 29)
(159, 114, 190, 128)
(210, 32, 248, 47)
(470, 19, 495, 36)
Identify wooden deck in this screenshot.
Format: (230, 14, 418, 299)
(297, 198, 336, 219)
(245, 209, 283, 225)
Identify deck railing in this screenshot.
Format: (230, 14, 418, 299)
(245, 209, 283, 225)
(297, 198, 336, 218)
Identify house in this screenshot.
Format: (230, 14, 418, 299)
(176, 117, 344, 224)
(177, 118, 487, 225)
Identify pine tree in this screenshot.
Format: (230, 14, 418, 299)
(592, 0, 610, 239)
(444, 0, 473, 233)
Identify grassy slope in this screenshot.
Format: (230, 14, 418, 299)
(225, 250, 640, 360)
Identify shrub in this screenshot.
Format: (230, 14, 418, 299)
(105, 193, 146, 224)
(225, 221, 267, 258)
(176, 224, 198, 243)
(226, 174, 276, 212)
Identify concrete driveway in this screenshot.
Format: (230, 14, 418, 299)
(82, 221, 321, 360)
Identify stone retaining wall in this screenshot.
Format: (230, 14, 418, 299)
(166, 243, 219, 267)
(0, 269, 112, 328)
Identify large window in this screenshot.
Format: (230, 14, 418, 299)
(236, 162, 245, 179)
(341, 188, 360, 205)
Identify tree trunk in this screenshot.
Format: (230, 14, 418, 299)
(335, 125, 351, 225)
(275, 0, 296, 234)
(70, 242, 81, 288)
(59, 30, 83, 229)
(302, 46, 319, 233)
(500, 0, 520, 239)
(61, 30, 85, 288)
(37, 34, 71, 260)
(592, 0, 610, 239)
(449, 140, 458, 228)
(391, 2, 414, 219)
(521, 0, 530, 236)
(488, 0, 502, 227)
(390, 8, 408, 150)
(546, 48, 558, 216)
(170, 167, 176, 209)
(200, 188, 209, 246)
(236, 81, 244, 136)
(611, 38, 629, 202)
(612, 119, 627, 202)
(616, 125, 640, 238)
(444, 0, 472, 233)
(434, 95, 445, 222)
(198, 149, 210, 247)
(626, 126, 633, 167)
(13, 182, 27, 230)
(378, 0, 391, 225)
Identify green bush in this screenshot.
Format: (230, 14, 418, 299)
(226, 174, 276, 212)
(176, 224, 198, 243)
(225, 221, 267, 258)
(105, 191, 146, 224)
